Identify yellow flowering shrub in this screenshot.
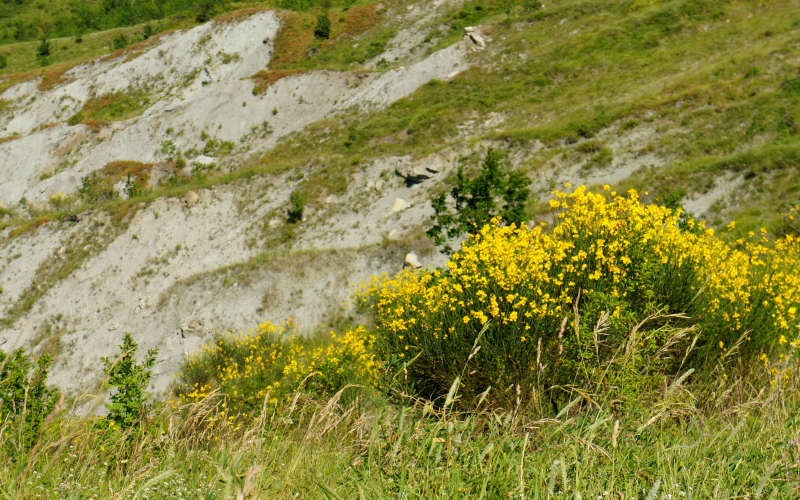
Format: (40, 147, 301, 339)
(176, 320, 379, 416)
(358, 186, 800, 409)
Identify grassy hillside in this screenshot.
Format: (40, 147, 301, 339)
(3, 0, 798, 239)
(2, 0, 800, 497)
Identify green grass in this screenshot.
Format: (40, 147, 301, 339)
(68, 90, 151, 126)
(1, 369, 798, 498)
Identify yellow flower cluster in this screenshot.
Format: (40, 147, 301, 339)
(178, 320, 379, 416)
(358, 186, 800, 390)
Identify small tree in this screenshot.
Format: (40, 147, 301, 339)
(314, 12, 331, 40)
(36, 38, 51, 57)
(287, 191, 304, 223)
(142, 24, 154, 40)
(101, 334, 157, 429)
(36, 38, 51, 66)
(427, 149, 530, 254)
(196, 0, 221, 23)
(0, 349, 59, 450)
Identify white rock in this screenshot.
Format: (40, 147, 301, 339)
(193, 155, 217, 166)
(404, 252, 421, 268)
(468, 33, 486, 49)
(392, 198, 410, 213)
(183, 190, 200, 208)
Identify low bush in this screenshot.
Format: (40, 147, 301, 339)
(314, 12, 331, 40)
(359, 186, 800, 412)
(176, 321, 378, 417)
(287, 191, 305, 223)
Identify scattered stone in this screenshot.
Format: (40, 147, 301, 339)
(386, 229, 401, 241)
(392, 198, 410, 213)
(183, 190, 200, 208)
(395, 164, 438, 186)
(182, 319, 203, 333)
(193, 155, 217, 167)
(468, 32, 486, 49)
(404, 252, 421, 268)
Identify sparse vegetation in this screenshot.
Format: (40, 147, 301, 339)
(67, 91, 150, 127)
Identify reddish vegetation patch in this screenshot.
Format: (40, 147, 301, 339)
(101, 29, 176, 64)
(102, 160, 155, 183)
(8, 214, 54, 239)
(80, 119, 105, 132)
(0, 69, 42, 94)
(271, 11, 315, 69)
(35, 122, 59, 132)
(343, 4, 380, 36)
(84, 94, 116, 111)
(40, 61, 82, 91)
(0, 135, 20, 145)
(250, 69, 304, 94)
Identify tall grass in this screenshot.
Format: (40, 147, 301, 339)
(1, 365, 798, 498)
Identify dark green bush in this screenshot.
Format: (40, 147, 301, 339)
(287, 191, 304, 223)
(111, 34, 128, 50)
(427, 149, 530, 254)
(314, 12, 331, 40)
(36, 38, 51, 57)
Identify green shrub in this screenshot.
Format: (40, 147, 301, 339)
(111, 34, 129, 51)
(0, 53, 7, 70)
(36, 38, 51, 66)
(522, 0, 543, 12)
(123, 175, 142, 199)
(360, 187, 800, 413)
(781, 77, 800, 95)
(101, 333, 158, 429)
(314, 12, 331, 40)
(427, 149, 530, 254)
(36, 38, 51, 57)
(287, 191, 304, 223)
(78, 174, 117, 204)
(0, 349, 59, 450)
